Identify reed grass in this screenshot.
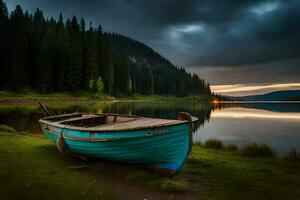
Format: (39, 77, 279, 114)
(226, 144, 238, 151)
(284, 148, 300, 161)
(239, 143, 276, 157)
(193, 141, 203, 147)
(203, 139, 224, 149)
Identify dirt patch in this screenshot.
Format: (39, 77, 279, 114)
(80, 160, 197, 200)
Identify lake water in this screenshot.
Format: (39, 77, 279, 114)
(0, 101, 299, 156)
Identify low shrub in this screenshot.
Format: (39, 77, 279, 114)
(284, 148, 300, 162)
(227, 144, 238, 151)
(239, 143, 275, 157)
(204, 139, 223, 149)
(193, 141, 203, 147)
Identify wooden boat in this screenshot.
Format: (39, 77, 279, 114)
(39, 112, 197, 175)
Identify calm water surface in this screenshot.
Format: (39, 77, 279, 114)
(0, 101, 299, 156)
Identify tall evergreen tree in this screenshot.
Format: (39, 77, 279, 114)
(66, 16, 83, 92)
(58, 13, 63, 27)
(0, 5, 211, 97)
(0, 0, 9, 89)
(8, 5, 30, 90)
(102, 37, 114, 94)
(50, 13, 68, 91)
(66, 46, 83, 92)
(35, 38, 52, 93)
(96, 25, 104, 78)
(80, 17, 85, 32)
(130, 64, 153, 95)
(114, 53, 132, 95)
(83, 27, 99, 89)
(0, 0, 7, 16)
(28, 8, 47, 89)
(143, 65, 154, 95)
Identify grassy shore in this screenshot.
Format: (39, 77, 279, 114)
(1, 132, 300, 200)
(0, 90, 211, 103)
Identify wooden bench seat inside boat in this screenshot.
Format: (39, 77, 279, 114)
(91, 118, 179, 131)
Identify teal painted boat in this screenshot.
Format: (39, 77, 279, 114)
(39, 112, 197, 175)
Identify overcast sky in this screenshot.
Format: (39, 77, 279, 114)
(6, 0, 300, 95)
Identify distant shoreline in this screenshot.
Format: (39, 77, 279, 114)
(0, 91, 212, 104)
(1, 98, 300, 105)
(217, 100, 300, 104)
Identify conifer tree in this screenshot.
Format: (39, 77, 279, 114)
(0, 0, 9, 89)
(50, 13, 68, 91)
(66, 16, 83, 92)
(84, 27, 99, 89)
(102, 37, 114, 94)
(114, 53, 132, 95)
(36, 38, 52, 93)
(8, 5, 30, 90)
(143, 65, 154, 95)
(0, 4, 211, 97)
(80, 17, 85, 32)
(67, 46, 83, 92)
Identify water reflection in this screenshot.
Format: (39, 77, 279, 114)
(193, 103, 300, 155)
(211, 107, 300, 120)
(0, 102, 211, 134)
(0, 102, 299, 155)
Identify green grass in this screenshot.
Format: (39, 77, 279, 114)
(1, 133, 300, 200)
(186, 146, 300, 200)
(0, 90, 211, 102)
(0, 90, 115, 100)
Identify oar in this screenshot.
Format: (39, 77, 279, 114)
(38, 102, 51, 116)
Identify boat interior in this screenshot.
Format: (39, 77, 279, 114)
(44, 113, 138, 126)
(40, 113, 187, 131)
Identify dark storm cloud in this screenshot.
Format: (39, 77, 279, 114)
(179, 0, 300, 66)
(188, 58, 300, 85)
(6, 0, 300, 79)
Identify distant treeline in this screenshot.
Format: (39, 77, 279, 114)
(0, 1, 211, 96)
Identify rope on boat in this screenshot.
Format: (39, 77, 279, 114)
(56, 126, 67, 153)
(38, 102, 66, 152)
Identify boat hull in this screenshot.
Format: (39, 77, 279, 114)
(41, 122, 191, 175)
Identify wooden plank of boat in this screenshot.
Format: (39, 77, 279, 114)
(40, 115, 189, 131)
(39, 112, 198, 175)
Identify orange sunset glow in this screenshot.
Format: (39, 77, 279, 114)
(211, 83, 300, 96)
